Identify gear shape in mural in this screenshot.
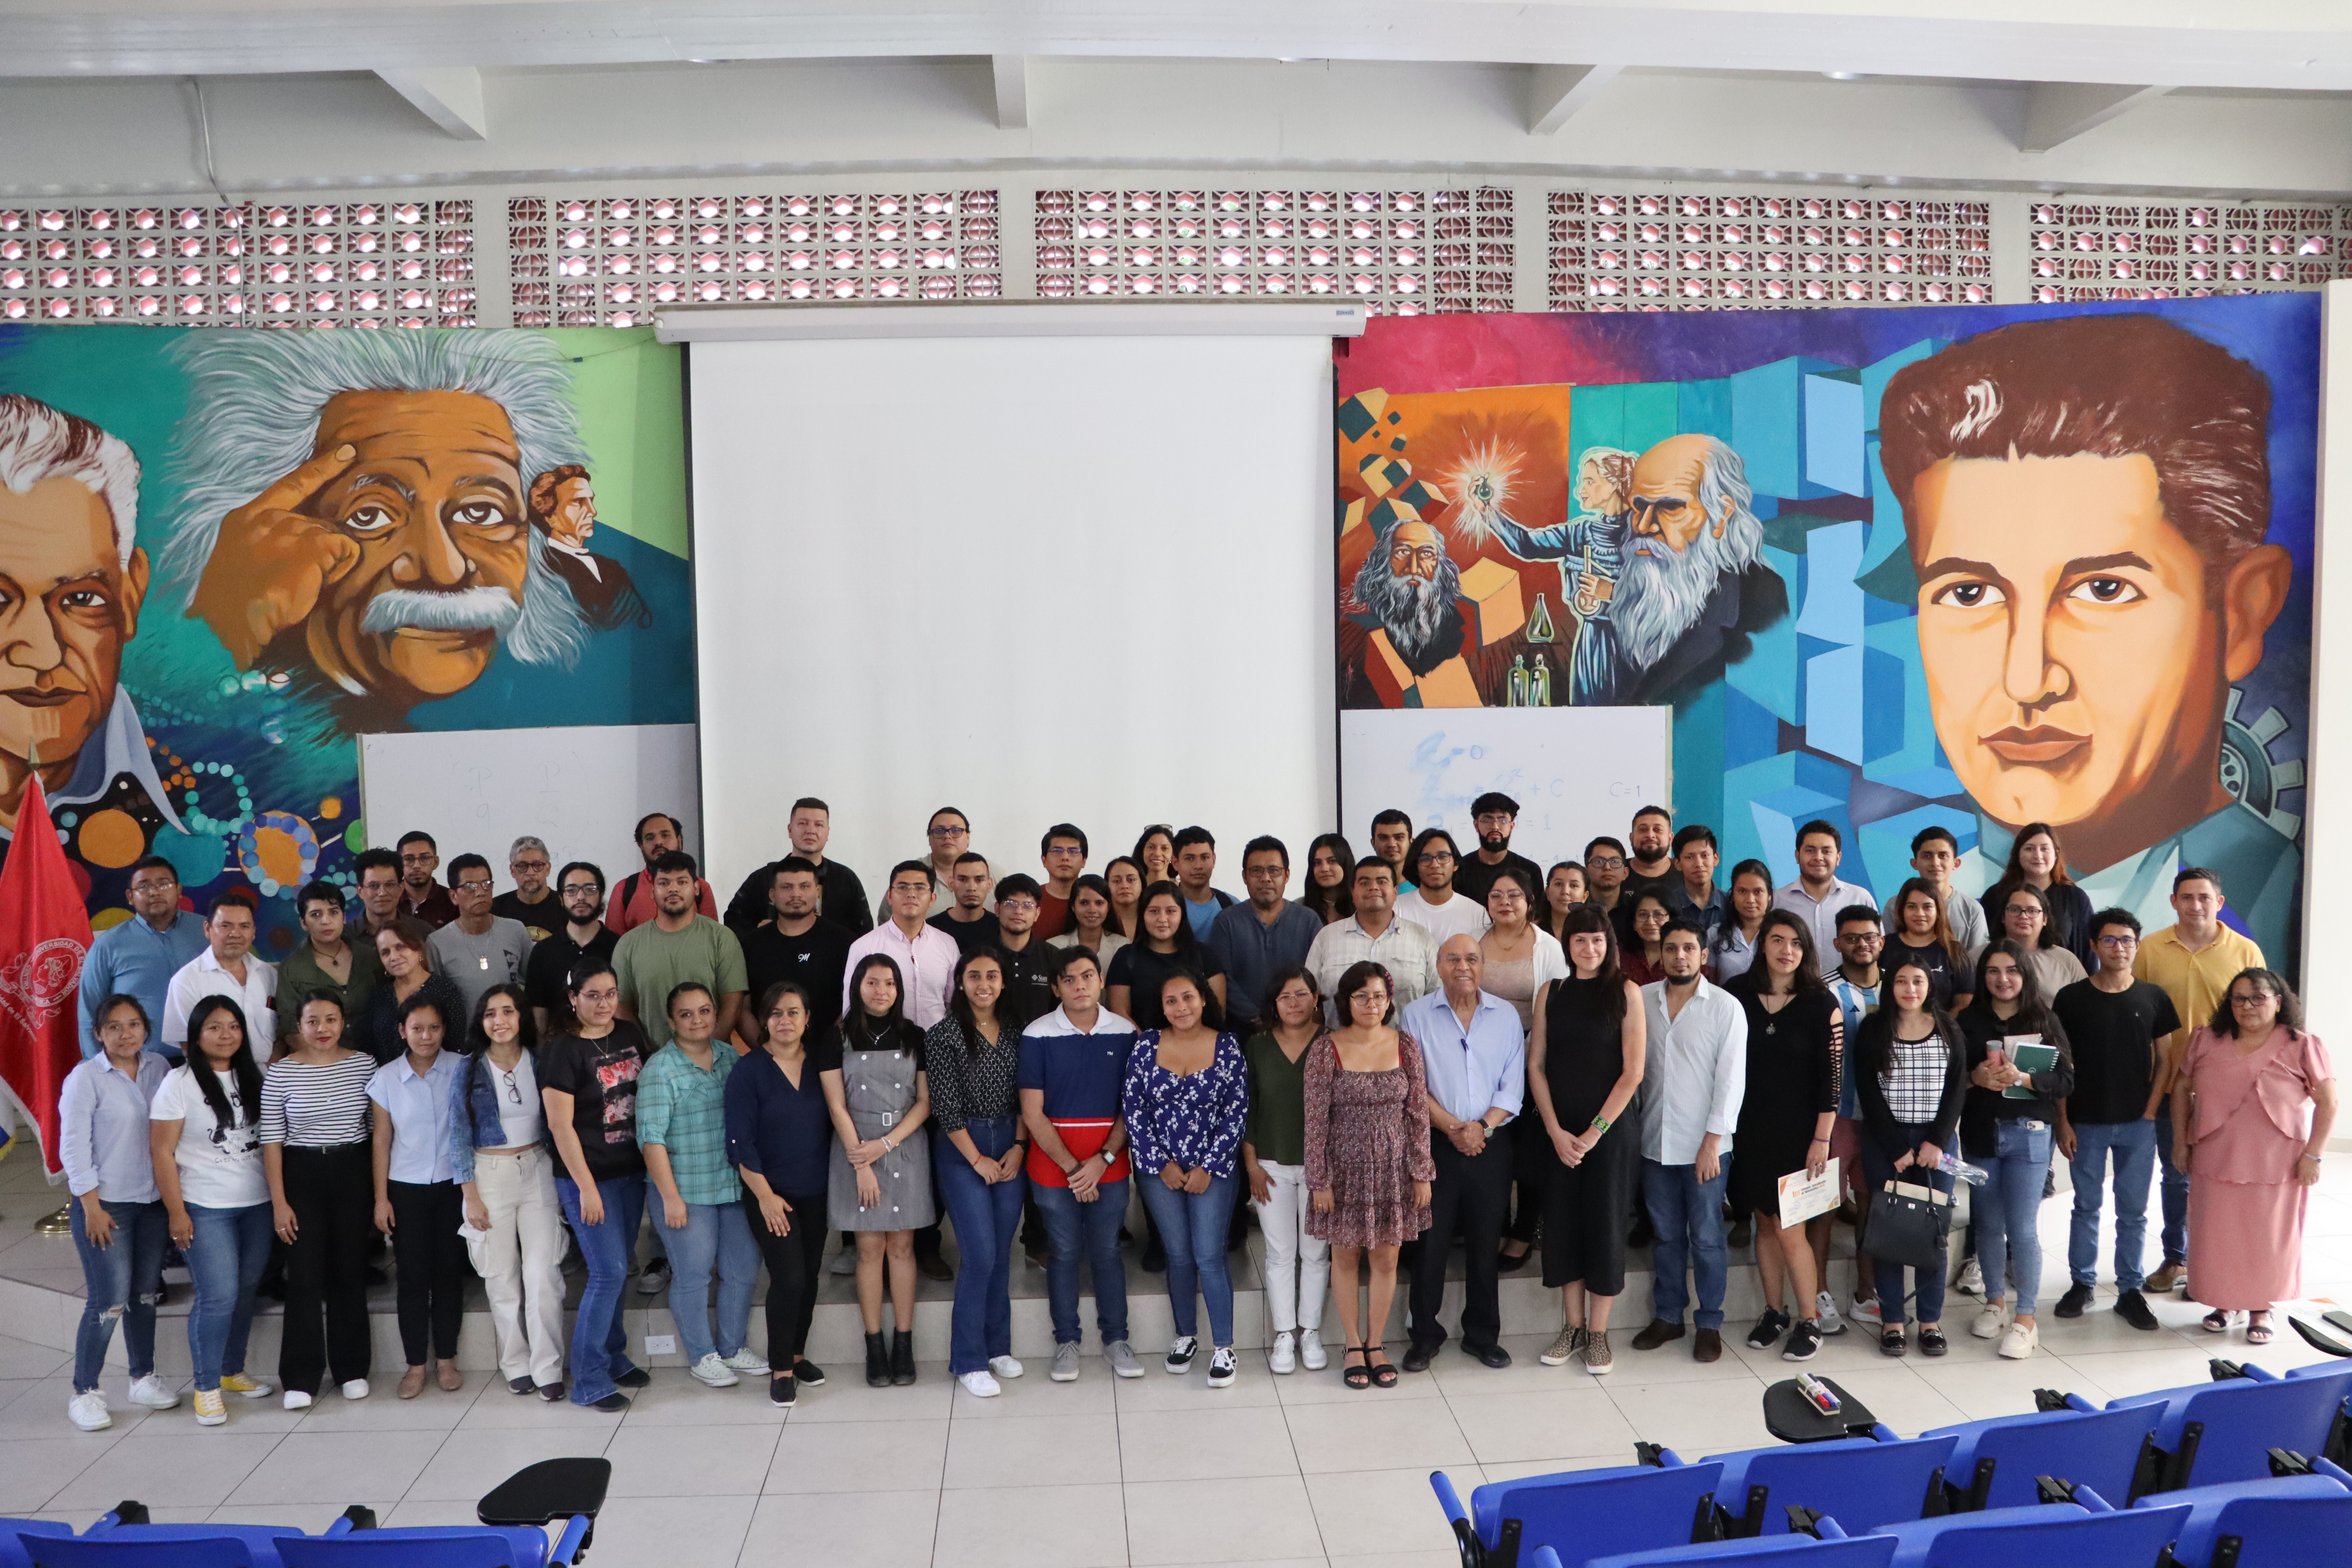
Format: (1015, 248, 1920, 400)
(2220, 686, 2303, 843)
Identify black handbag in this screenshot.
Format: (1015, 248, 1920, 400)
(1867, 1179, 1952, 1271)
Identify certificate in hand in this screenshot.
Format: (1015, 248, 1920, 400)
(1778, 1158, 1840, 1229)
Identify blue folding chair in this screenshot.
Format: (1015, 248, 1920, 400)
(1924, 1395, 2164, 1508)
(18, 1537, 274, 1567)
(1433, 1457, 1728, 1568)
(0, 1524, 76, 1568)
(2109, 1361, 2352, 1491)
(1869, 1485, 2192, 1568)
(277, 1526, 573, 1568)
(1702, 1433, 1956, 1536)
(1543, 1523, 1899, 1568)
(2140, 1457, 2352, 1568)
(2281, 1360, 2352, 1464)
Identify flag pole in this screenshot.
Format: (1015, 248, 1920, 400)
(20, 743, 73, 1235)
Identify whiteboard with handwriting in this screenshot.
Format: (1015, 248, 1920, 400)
(359, 724, 701, 895)
(1338, 707, 1671, 875)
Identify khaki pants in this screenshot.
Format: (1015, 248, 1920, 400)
(472, 1147, 567, 1387)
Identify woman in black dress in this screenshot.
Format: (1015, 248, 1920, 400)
(1726, 909, 1844, 1363)
(1526, 905, 1646, 1377)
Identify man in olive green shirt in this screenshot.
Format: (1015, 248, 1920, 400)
(613, 851, 749, 1047)
(276, 879, 383, 1050)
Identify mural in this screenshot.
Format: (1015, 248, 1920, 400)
(1336, 296, 2316, 968)
(0, 325, 691, 952)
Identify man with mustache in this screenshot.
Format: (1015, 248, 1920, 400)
(1341, 512, 1543, 709)
(1879, 315, 2296, 962)
(1608, 434, 1788, 705)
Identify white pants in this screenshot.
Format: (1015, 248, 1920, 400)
(1255, 1160, 1328, 1334)
(472, 1147, 567, 1386)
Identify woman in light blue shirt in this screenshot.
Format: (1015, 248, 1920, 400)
(369, 991, 466, 1399)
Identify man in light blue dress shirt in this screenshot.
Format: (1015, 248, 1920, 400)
(80, 856, 208, 1062)
(1400, 934, 1526, 1373)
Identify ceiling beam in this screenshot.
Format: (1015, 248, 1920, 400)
(2018, 80, 2173, 152)
(991, 53, 1029, 129)
(376, 65, 488, 139)
(1527, 62, 1622, 134)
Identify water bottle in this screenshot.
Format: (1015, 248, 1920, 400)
(1941, 1155, 1990, 1187)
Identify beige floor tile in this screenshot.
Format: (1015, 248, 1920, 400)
(1326, 1550, 1461, 1568)
(765, 1417, 949, 1494)
(958, 1364, 1118, 1417)
(1602, 1377, 1779, 1454)
(602, 1421, 784, 1497)
(944, 1410, 1122, 1489)
(1115, 1364, 1282, 1411)
(1284, 1396, 1474, 1475)
(0, 1434, 120, 1511)
(1276, 1359, 1446, 1406)
(932, 1481, 1123, 1568)
(456, 1387, 629, 1430)
(1119, 1404, 1299, 1481)
(285, 1380, 487, 1432)
(1443, 1386, 1642, 1466)
(408, 1428, 611, 1500)
(2053, 1344, 2235, 1403)
(1127, 1474, 1325, 1566)
(570, 1492, 759, 1568)
(1907, 1354, 2108, 1422)
(612, 1374, 796, 1426)
(383, 1497, 509, 1528)
(0, 1334, 70, 1381)
(205, 1500, 403, 1531)
(738, 1489, 939, 1568)
(223, 1427, 447, 1505)
(49, 1430, 284, 1508)
(1305, 1465, 1465, 1558)
(0, 1381, 142, 1442)
(784, 1373, 956, 1423)
(1476, 1455, 1631, 1483)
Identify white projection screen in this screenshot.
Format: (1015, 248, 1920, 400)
(682, 315, 1341, 905)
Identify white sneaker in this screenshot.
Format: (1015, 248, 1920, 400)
(1165, 1336, 1198, 1375)
(1299, 1330, 1328, 1370)
(958, 1369, 1002, 1397)
(1973, 1302, 2007, 1340)
(1813, 1292, 1847, 1334)
(282, 1390, 313, 1411)
(1269, 1330, 1297, 1374)
(989, 1355, 1024, 1379)
(1849, 1295, 1883, 1327)
(1955, 1256, 1984, 1296)
(720, 1349, 770, 1375)
(127, 1376, 179, 1410)
(1207, 1347, 1238, 1388)
(1051, 1342, 1082, 1381)
(689, 1353, 740, 1388)
(339, 1379, 370, 1401)
(67, 1391, 110, 1431)
(1104, 1340, 1144, 1378)
(1998, 1321, 2038, 1360)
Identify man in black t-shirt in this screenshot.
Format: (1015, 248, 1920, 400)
(1450, 791, 1544, 913)
(1623, 805, 1679, 906)
(524, 860, 621, 1036)
(2050, 908, 2180, 1331)
(720, 796, 874, 937)
(929, 852, 1002, 955)
(739, 857, 853, 1045)
(991, 874, 1058, 1026)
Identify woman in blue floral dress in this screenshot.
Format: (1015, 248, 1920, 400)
(1123, 967, 1251, 1388)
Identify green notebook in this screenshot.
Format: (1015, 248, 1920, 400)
(2000, 1036, 2058, 1098)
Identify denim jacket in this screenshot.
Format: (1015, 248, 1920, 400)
(448, 1050, 550, 1184)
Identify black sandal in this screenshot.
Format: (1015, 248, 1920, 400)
(1343, 1346, 1371, 1390)
(1367, 1343, 1399, 1388)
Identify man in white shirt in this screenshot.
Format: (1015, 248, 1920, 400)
(1304, 859, 1439, 1022)
(844, 860, 960, 1028)
(1630, 918, 1745, 1362)
(1772, 819, 1876, 959)
(162, 894, 279, 1059)
(1395, 830, 1492, 945)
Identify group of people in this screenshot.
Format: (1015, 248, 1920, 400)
(50, 793, 2333, 1430)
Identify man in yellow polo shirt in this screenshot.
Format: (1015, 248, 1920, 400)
(2132, 866, 2265, 1293)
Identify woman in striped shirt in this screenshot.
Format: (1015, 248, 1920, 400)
(262, 990, 379, 1409)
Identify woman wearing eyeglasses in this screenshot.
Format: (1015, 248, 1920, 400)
(913, 808, 978, 919)
(1996, 885, 2087, 1003)
(452, 982, 568, 1401)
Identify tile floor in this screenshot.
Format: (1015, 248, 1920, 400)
(4, 1169, 2350, 1568)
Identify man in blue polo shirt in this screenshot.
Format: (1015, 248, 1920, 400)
(81, 856, 208, 1062)
(1020, 947, 1144, 1383)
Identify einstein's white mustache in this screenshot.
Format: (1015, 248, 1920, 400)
(361, 586, 521, 636)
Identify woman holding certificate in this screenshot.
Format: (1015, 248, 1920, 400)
(1852, 957, 1968, 1358)
(1956, 939, 2074, 1360)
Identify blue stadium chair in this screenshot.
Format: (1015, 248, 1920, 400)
(1868, 1483, 2192, 1568)
(2108, 1361, 2352, 1491)
(2280, 1360, 2352, 1463)
(0, 1523, 76, 1568)
(1544, 1522, 1899, 1568)
(2140, 1457, 2352, 1568)
(1433, 1457, 1728, 1568)
(1923, 1394, 2164, 1508)
(1704, 1433, 1956, 1536)
(16, 1536, 277, 1567)
(276, 1526, 575, 1567)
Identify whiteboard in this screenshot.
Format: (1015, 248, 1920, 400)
(1339, 707, 1672, 874)
(359, 724, 702, 895)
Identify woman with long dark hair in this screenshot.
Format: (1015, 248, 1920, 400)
(1303, 834, 1357, 926)
(727, 981, 837, 1405)
(1243, 966, 1330, 1373)
(1982, 822, 2095, 968)
(1709, 860, 1773, 982)
(149, 995, 273, 1426)
(1994, 883, 2088, 1000)
(1133, 826, 1179, 894)
(1885, 876, 1972, 1012)
(1104, 856, 1147, 940)
(1726, 909, 1844, 1362)
(1956, 940, 2073, 1360)
(1107, 881, 1228, 1029)
(262, 989, 378, 1408)
(826, 953, 934, 1387)
(1047, 873, 1130, 973)
(1538, 862, 1588, 947)
(1527, 906, 1646, 1375)
(1620, 891, 1674, 987)
(928, 949, 1030, 1397)
(452, 982, 566, 1400)
(1851, 956, 1967, 1357)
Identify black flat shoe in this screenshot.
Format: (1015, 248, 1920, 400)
(1496, 1245, 1532, 1272)
(1881, 1327, 1907, 1357)
(591, 1392, 630, 1412)
(1473, 1343, 1513, 1369)
(507, 1376, 535, 1395)
(1916, 1327, 1948, 1357)
(793, 1357, 826, 1387)
(769, 1373, 796, 1406)
(537, 1382, 566, 1403)
(1401, 1343, 1435, 1374)
(614, 1367, 650, 1388)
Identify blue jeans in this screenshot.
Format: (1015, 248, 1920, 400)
(1643, 1156, 1732, 1331)
(2067, 1118, 2155, 1290)
(653, 1188, 759, 1366)
(71, 1199, 167, 1392)
(1032, 1176, 1129, 1347)
(1972, 1118, 2054, 1317)
(183, 1201, 272, 1392)
(557, 1174, 646, 1405)
(1862, 1127, 1955, 1327)
(2153, 1096, 2190, 1267)
(936, 1117, 1026, 1375)
(1138, 1171, 1240, 1347)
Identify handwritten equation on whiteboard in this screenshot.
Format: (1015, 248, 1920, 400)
(1338, 707, 1671, 874)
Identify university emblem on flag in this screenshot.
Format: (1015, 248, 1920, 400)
(0, 936, 84, 1034)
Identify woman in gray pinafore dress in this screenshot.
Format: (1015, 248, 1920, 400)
(823, 954, 935, 1388)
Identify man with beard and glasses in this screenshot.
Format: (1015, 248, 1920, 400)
(348, 848, 406, 942)
(1452, 792, 1542, 909)
(524, 860, 618, 1037)
(1612, 435, 1788, 704)
(1488, 445, 1639, 705)
(394, 831, 458, 929)
(1341, 514, 1537, 708)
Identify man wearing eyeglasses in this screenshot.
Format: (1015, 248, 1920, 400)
(1034, 824, 1088, 940)
(525, 860, 619, 1038)
(428, 853, 537, 1018)
(1585, 835, 1633, 943)
(1450, 792, 1541, 911)
(1396, 829, 1491, 944)
(903, 806, 986, 920)
(394, 830, 458, 929)
(491, 836, 559, 942)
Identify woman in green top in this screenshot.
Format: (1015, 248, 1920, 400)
(273, 880, 381, 1057)
(1242, 965, 1329, 1375)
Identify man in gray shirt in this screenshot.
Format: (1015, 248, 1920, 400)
(426, 853, 535, 1021)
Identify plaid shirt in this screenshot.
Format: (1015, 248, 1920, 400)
(635, 1041, 741, 1205)
(1303, 913, 1440, 1025)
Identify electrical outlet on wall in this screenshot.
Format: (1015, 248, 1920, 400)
(644, 1334, 677, 1356)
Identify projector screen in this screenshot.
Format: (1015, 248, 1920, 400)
(686, 329, 1336, 909)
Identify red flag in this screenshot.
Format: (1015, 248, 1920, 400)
(0, 774, 94, 1177)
